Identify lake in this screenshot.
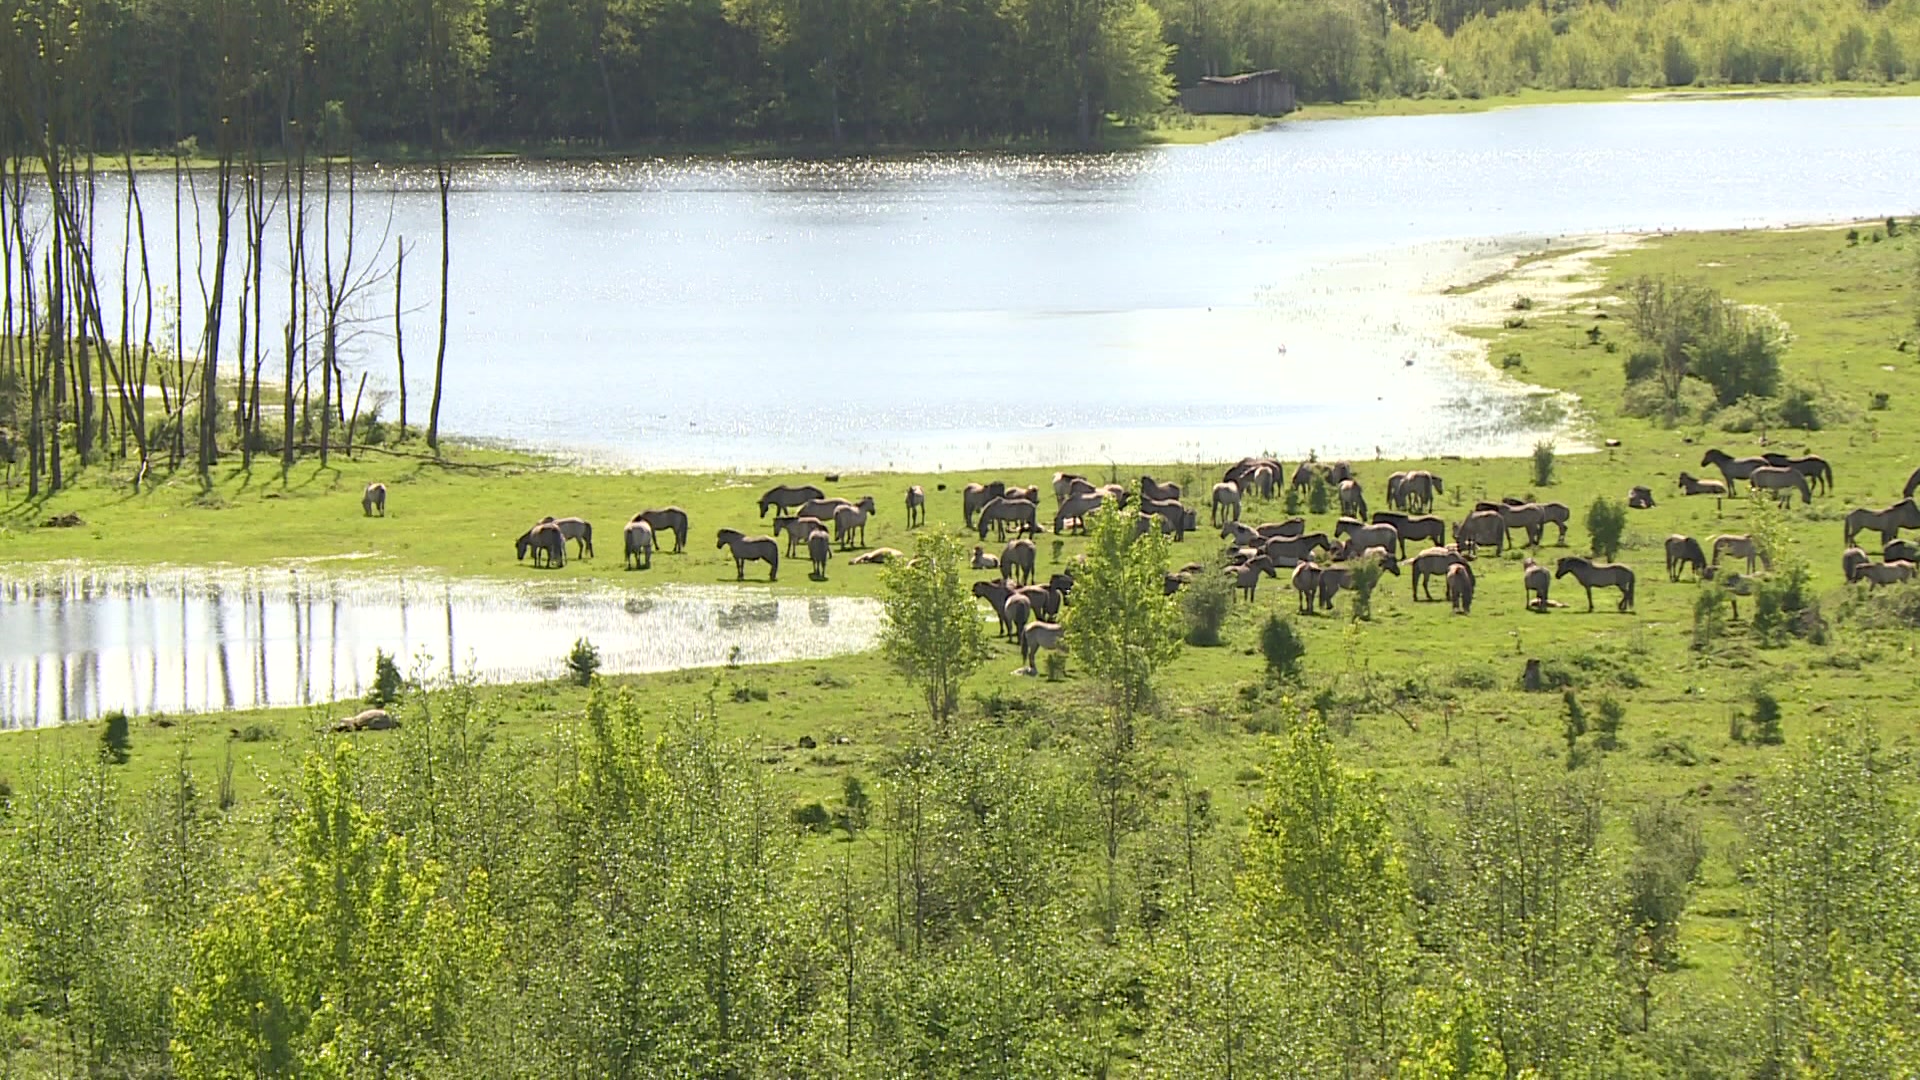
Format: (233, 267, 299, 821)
(0, 566, 882, 726)
(35, 96, 1920, 469)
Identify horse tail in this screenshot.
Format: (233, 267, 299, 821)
(1623, 571, 1636, 610)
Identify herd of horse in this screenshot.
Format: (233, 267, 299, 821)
(357, 445, 1920, 672)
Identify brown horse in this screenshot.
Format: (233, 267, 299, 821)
(1665, 535, 1706, 581)
(716, 528, 780, 581)
(1748, 466, 1810, 506)
(759, 484, 824, 518)
(516, 523, 566, 568)
(1845, 498, 1920, 546)
(1556, 556, 1635, 612)
(635, 507, 690, 553)
(1446, 563, 1475, 614)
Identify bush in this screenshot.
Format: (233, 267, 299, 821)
(1307, 475, 1331, 516)
(1283, 480, 1302, 516)
(1182, 559, 1234, 646)
(1348, 559, 1384, 621)
(1749, 686, 1783, 745)
(1622, 350, 1661, 383)
(1586, 497, 1627, 561)
(1260, 615, 1306, 681)
(367, 649, 404, 709)
(1593, 694, 1625, 751)
(1775, 384, 1822, 430)
(1692, 583, 1729, 650)
(790, 801, 832, 833)
(1871, 391, 1890, 411)
(99, 711, 131, 765)
(566, 637, 602, 686)
(1531, 441, 1556, 487)
(1044, 652, 1068, 681)
(835, 775, 871, 834)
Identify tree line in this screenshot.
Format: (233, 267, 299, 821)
(0, 513, 1913, 1076)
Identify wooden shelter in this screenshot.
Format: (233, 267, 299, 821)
(1178, 71, 1296, 116)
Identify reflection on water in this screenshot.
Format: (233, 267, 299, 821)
(0, 566, 882, 727)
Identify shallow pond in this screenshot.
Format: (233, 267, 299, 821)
(30, 96, 1920, 468)
(0, 566, 882, 726)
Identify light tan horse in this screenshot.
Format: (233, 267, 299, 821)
(978, 496, 1039, 540)
(1001, 539, 1037, 585)
(1411, 546, 1471, 602)
(1019, 621, 1067, 674)
(850, 548, 902, 566)
(1338, 479, 1368, 519)
(905, 485, 926, 528)
(971, 545, 1000, 571)
(1845, 498, 1920, 546)
(361, 482, 386, 516)
(516, 523, 566, 568)
(1676, 472, 1726, 498)
(1452, 510, 1506, 555)
(1523, 557, 1551, 611)
(1748, 466, 1810, 506)
(1446, 563, 1475, 614)
(808, 529, 833, 579)
(623, 519, 655, 570)
(1842, 546, 1870, 584)
(1399, 471, 1442, 513)
(1291, 562, 1322, 614)
(1210, 481, 1243, 525)
(1056, 492, 1109, 535)
(833, 503, 871, 549)
(777, 515, 829, 557)
(1710, 534, 1770, 573)
(539, 516, 595, 558)
(1859, 560, 1916, 587)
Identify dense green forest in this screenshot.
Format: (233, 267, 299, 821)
(5, 0, 1920, 150)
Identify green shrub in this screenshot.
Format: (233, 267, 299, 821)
(1749, 686, 1783, 745)
(1307, 475, 1331, 516)
(367, 649, 404, 709)
(1181, 559, 1234, 646)
(790, 801, 832, 833)
(1586, 497, 1627, 561)
(1692, 583, 1729, 650)
(1044, 652, 1068, 681)
(1776, 384, 1822, 430)
(1260, 615, 1306, 681)
(1622, 350, 1661, 383)
(1531, 441, 1556, 487)
(98, 711, 131, 765)
(1593, 694, 1626, 751)
(1348, 559, 1384, 621)
(1870, 391, 1890, 411)
(566, 637, 601, 686)
(834, 775, 871, 834)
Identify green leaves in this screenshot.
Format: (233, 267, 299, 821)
(1064, 505, 1182, 718)
(880, 531, 991, 728)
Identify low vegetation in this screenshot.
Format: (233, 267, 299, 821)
(1, 221, 1920, 1074)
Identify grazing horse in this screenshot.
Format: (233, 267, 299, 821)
(1140, 475, 1182, 502)
(635, 507, 690, 553)
(1842, 546, 1871, 584)
(1225, 457, 1281, 495)
(1701, 449, 1769, 486)
(1411, 547, 1471, 602)
(1555, 556, 1635, 612)
(1001, 539, 1037, 585)
(623, 519, 655, 570)
(1676, 473, 1726, 501)
(716, 528, 780, 581)
(759, 484, 824, 519)
(1762, 453, 1833, 496)
(1400, 471, 1442, 514)
(1056, 492, 1108, 535)
(361, 482, 386, 517)
(1749, 467, 1810, 506)
(1139, 498, 1196, 541)
(1020, 621, 1066, 674)
(1523, 558, 1551, 611)
(1844, 498, 1920, 546)
(515, 524, 566, 568)
(1710, 534, 1770, 573)
(540, 517, 595, 558)
(964, 482, 1008, 527)
(1210, 481, 1243, 525)
(978, 496, 1039, 541)
(1479, 501, 1547, 547)
(1452, 510, 1506, 555)
(1446, 563, 1475, 614)
(1666, 535, 1707, 581)
(905, 485, 926, 528)
(777, 516, 829, 558)
(1338, 479, 1368, 519)
(832, 503, 871, 549)
(1859, 560, 1917, 587)
(807, 529, 832, 579)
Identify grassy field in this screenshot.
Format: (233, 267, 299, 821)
(5, 219, 1920, 1017)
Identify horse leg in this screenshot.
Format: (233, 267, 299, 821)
(1585, 584, 1594, 612)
